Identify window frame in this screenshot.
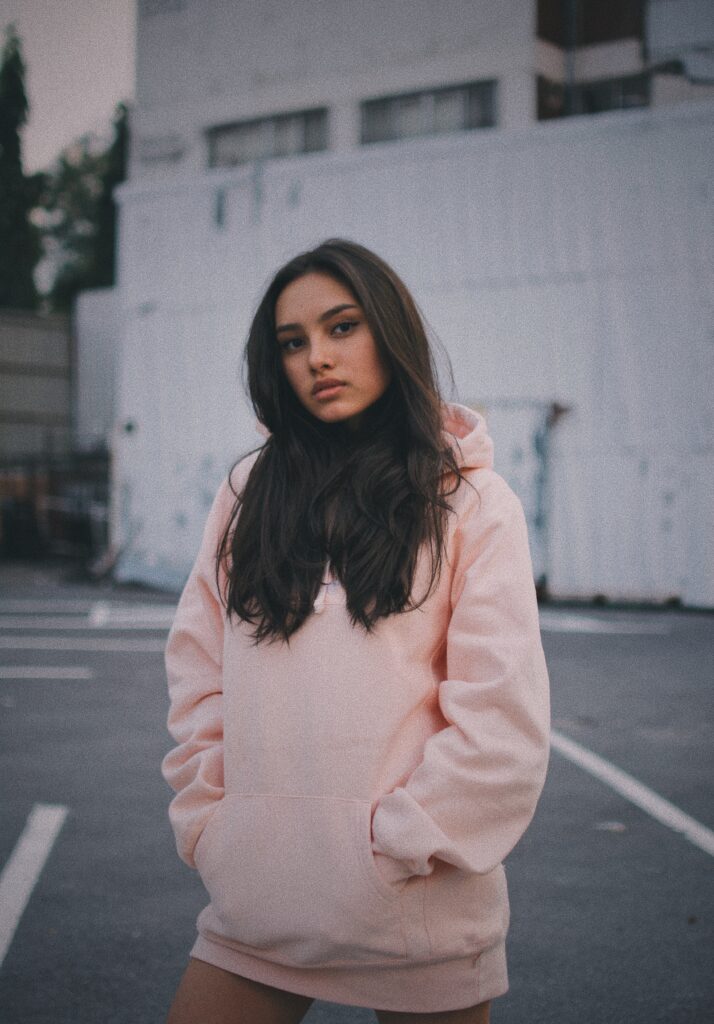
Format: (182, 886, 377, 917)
(207, 107, 329, 168)
(360, 79, 498, 146)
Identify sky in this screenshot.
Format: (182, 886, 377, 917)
(0, 0, 136, 173)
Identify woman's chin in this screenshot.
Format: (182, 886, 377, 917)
(311, 405, 362, 428)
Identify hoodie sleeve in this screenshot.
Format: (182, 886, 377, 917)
(371, 471, 550, 880)
(160, 476, 234, 868)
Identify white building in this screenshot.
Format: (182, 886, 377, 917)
(111, 0, 714, 604)
(130, 0, 714, 180)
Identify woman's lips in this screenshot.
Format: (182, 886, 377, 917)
(313, 384, 346, 400)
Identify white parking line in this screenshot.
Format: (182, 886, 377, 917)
(0, 600, 176, 616)
(88, 601, 110, 626)
(0, 636, 167, 653)
(0, 614, 173, 631)
(89, 601, 176, 627)
(0, 667, 95, 680)
(551, 729, 714, 857)
(540, 612, 670, 635)
(0, 803, 68, 969)
(0, 600, 94, 614)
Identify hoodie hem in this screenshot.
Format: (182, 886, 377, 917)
(189, 933, 508, 1012)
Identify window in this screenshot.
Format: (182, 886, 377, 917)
(537, 72, 650, 119)
(577, 73, 650, 113)
(207, 109, 328, 168)
(537, 0, 644, 48)
(361, 80, 497, 145)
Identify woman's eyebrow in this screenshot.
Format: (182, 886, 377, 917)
(276, 303, 360, 335)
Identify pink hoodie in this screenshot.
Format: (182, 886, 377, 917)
(162, 402, 550, 1012)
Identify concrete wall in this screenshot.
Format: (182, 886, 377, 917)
(73, 288, 119, 453)
(112, 99, 714, 604)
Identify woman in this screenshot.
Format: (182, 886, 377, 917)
(162, 239, 550, 1023)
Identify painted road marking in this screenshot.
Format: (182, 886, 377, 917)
(89, 601, 176, 626)
(0, 803, 68, 969)
(88, 601, 110, 626)
(540, 612, 670, 635)
(551, 729, 714, 857)
(0, 637, 167, 653)
(0, 600, 175, 615)
(0, 667, 94, 680)
(0, 600, 95, 614)
(0, 614, 174, 631)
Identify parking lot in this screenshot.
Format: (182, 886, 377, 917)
(0, 561, 711, 1023)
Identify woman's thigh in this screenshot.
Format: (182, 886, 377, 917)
(166, 957, 314, 1024)
(375, 1000, 490, 1024)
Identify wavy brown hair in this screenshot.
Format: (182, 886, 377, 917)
(216, 238, 472, 645)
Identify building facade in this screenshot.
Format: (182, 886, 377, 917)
(130, 0, 714, 181)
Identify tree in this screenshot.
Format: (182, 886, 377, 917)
(0, 23, 43, 310)
(39, 102, 128, 311)
(93, 101, 128, 290)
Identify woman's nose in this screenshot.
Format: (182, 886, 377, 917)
(307, 337, 334, 368)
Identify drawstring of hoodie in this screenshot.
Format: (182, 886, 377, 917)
(315, 565, 342, 610)
(313, 561, 334, 615)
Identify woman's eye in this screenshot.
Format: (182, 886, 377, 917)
(279, 337, 303, 353)
(332, 320, 358, 336)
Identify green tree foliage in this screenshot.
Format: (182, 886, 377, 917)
(40, 102, 128, 311)
(0, 24, 43, 310)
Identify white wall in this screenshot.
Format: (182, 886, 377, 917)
(73, 287, 119, 453)
(131, 0, 534, 180)
(113, 99, 714, 604)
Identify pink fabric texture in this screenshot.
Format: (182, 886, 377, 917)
(161, 402, 550, 1012)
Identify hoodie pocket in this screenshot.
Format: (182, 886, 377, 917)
(193, 793, 407, 967)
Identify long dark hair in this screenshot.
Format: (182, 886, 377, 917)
(217, 238, 470, 645)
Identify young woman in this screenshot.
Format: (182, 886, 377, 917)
(162, 239, 550, 1024)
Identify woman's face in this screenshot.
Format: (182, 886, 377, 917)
(275, 272, 392, 432)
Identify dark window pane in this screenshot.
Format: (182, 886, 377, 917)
(536, 75, 565, 120)
(361, 99, 394, 144)
(466, 81, 497, 128)
(394, 94, 424, 137)
(304, 110, 328, 152)
(537, 0, 644, 47)
(574, 72, 649, 114)
(434, 88, 465, 132)
(273, 115, 302, 157)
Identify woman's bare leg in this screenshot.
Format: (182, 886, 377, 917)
(166, 957, 314, 1024)
(375, 1000, 490, 1024)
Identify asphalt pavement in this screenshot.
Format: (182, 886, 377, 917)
(0, 560, 711, 1023)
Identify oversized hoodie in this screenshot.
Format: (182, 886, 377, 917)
(161, 402, 550, 1013)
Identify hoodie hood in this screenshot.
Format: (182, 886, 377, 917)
(254, 400, 493, 472)
(441, 401, 494, 471)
